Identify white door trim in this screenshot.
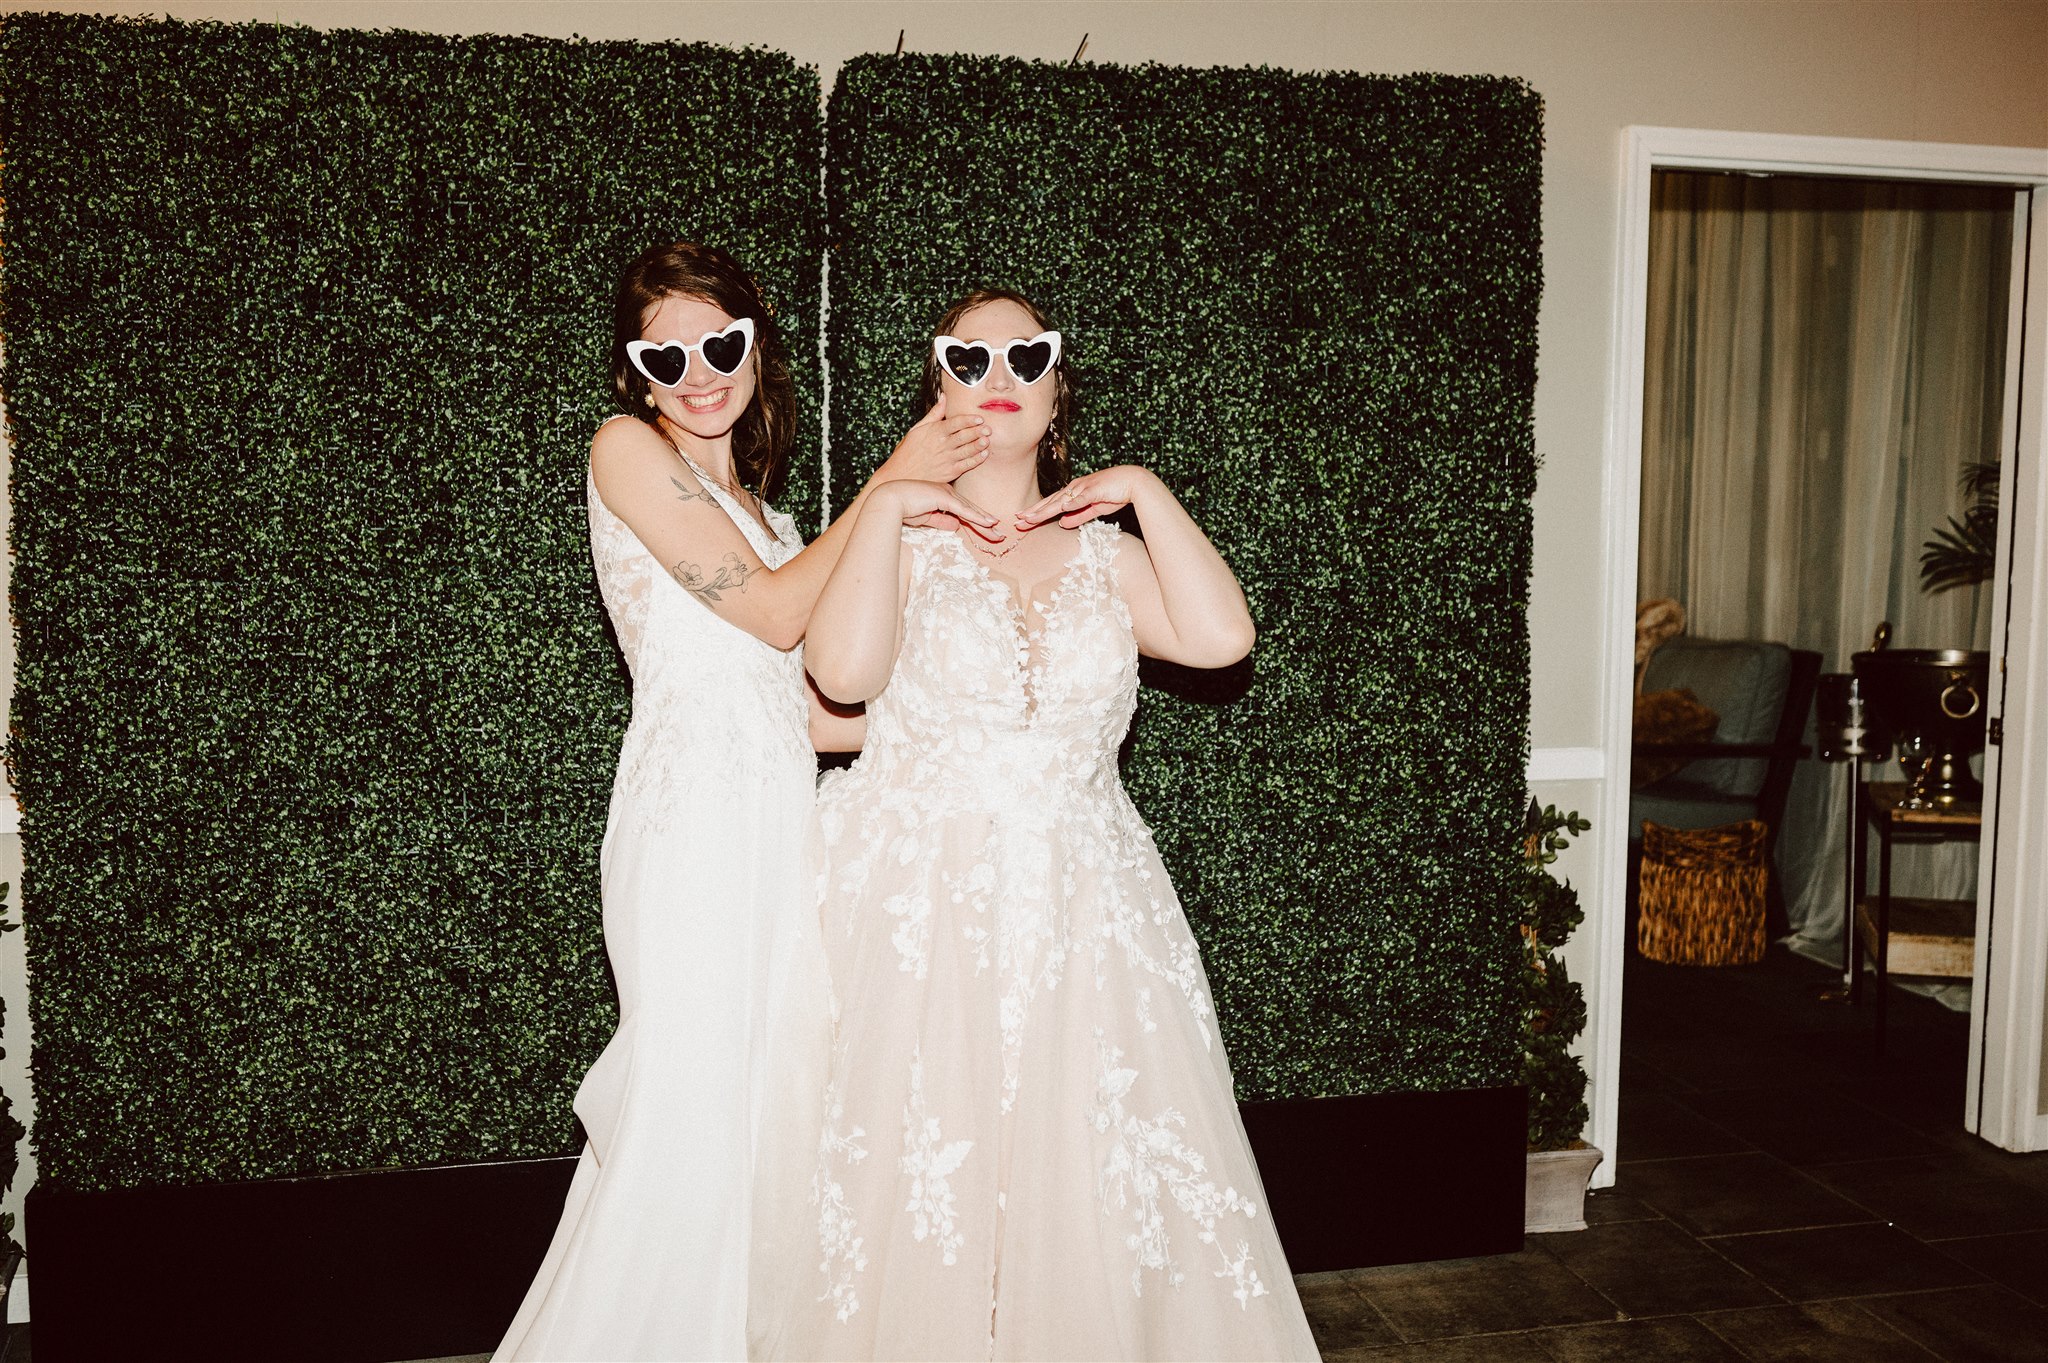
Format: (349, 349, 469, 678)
(1971, 190, 2048, 1152)
(1599, 128, 2048, 1168)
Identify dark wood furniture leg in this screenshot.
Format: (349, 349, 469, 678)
(1850, 774, 1867, 1004)
(1876, 813, 1894, 1058)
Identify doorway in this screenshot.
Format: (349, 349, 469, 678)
(1595, 128, 2048, 1170)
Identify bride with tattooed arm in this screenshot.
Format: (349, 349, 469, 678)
(783, 288, 1320, 1361)
(494, 241, 997, 1363)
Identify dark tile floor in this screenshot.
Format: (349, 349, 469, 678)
(7, 946, 2043, 1363)
(1297, 944, 2048, 1361)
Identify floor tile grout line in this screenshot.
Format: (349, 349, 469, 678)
(1529, 1222, 1791, 1319)
(1620, 1154, 1902, 1238)
(1606, 1149, 1775, 1167)
(1671, 1088, 1941, 1137)
(1690, 1300, 1950, 1363)
(1921, 1225, 2048, 1244)
(1689, 1309, 1801, 1363)
(1738, 1280, 2004, 1308)
(1796, 1148, 1999, 1174)
(1311, 1273, 1407, 1346)
(1675, 1216, 1800, 1309)
(1350, 1287, 1403, 1346)
(1694, 1217, 1920, 1241)
(1350, 1244, 1628, 1344)
(1851, 1294, 1977, 1363)
(1349, 1316, 1614, 1352)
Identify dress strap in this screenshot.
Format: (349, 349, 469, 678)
(676, 452, 777, 559)
(1079, 519, 1121, 579)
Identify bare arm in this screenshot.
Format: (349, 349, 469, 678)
(806, 481, 952, 704)
(807, 676, 867, 753)
(589, 406, 990, 651)
(1019, 466, 1255, 668)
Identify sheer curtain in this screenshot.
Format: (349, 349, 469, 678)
(1639, 171, 2012, 966)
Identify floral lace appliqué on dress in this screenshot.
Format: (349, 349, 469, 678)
(584, 453, 811, 834)
(784, 522, 1320, 1362)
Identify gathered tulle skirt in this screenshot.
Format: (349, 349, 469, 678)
(778, 764, 1319, 1363)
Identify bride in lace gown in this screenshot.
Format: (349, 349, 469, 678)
(786, 290, 1320, 1361)
(494, 243, 995, 1363)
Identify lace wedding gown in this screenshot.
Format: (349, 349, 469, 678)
(496, 440, 830, 1362)
(783, 522, 1319, 1362)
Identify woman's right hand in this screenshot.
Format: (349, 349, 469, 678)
(871, 397, 989, 486)
(877, 479, 1005, 544)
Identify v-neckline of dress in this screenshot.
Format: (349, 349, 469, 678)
(944, 527, 1091, 628)
(941, 528, 1093, 718)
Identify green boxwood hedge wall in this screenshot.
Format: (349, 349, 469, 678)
(6, 19, 1538, 1193)
(825, 55, 1541, 1102)
(0, 13, 823, 1192)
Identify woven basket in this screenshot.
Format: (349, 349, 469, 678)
(1638, 820, 1768, 966)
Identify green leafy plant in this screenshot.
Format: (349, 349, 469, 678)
(1921, 460, 2001, 593)
(0, 882, 21, 1265)
(1523, 805, 1590, 1151)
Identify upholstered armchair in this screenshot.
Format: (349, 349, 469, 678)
(1630, 637, 1822, 928)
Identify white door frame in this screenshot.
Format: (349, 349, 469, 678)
(1595, 127, 2048, 1168)
(1970, 188, 2048, 1152)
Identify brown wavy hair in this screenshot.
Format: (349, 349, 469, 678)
(610, 240, 795, 502)
(916, 288, 1073, 497)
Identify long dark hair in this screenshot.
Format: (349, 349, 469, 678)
(916, 288, 1074, 497)
(609, 240, 795, 502)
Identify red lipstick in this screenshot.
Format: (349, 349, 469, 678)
(979, 400, 1020, 412)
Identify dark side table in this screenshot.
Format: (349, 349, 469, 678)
(1848, 780, 1980, 1054)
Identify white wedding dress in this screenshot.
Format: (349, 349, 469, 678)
(495, 437, 830, 1362)
(782, 523, 1319, 1362)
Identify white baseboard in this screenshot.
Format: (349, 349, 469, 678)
(7, 1265, 25, 1325)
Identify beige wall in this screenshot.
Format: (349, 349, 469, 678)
(3, 0, 2045, 1263)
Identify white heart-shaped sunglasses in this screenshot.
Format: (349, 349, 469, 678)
(933, 330, 1062, 388)
(627, 317, 755, 388)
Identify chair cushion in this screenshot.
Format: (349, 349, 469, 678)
(1640, 638, 1792, 797)
(1633, 688, 1721, 787)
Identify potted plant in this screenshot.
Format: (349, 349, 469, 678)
(1522, 803, 1602, 1232)
(0, 883, 22, 1322)
(1920, 459, 2000, 592)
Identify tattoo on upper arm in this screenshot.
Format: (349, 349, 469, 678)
(670, 476, 719, 507)
(671, 552, 755, 604)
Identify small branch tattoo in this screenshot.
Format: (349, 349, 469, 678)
(670, 475, 719, 507)
(672, 552, 754, 604)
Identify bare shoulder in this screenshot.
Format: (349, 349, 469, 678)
(589, 415, 690, 506)
(590, 413, 670, 471)
(1103, 521, 1147, 567)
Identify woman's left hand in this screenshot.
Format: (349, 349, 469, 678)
(1016, 465, 1164, 530)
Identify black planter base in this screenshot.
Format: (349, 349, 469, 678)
(27, 1085, 1523, 1362)
(1239, 1084, 1527, 1272)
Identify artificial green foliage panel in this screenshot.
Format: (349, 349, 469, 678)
(826, 56, 1541, 1101)
(1, 13, 823, 1191)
